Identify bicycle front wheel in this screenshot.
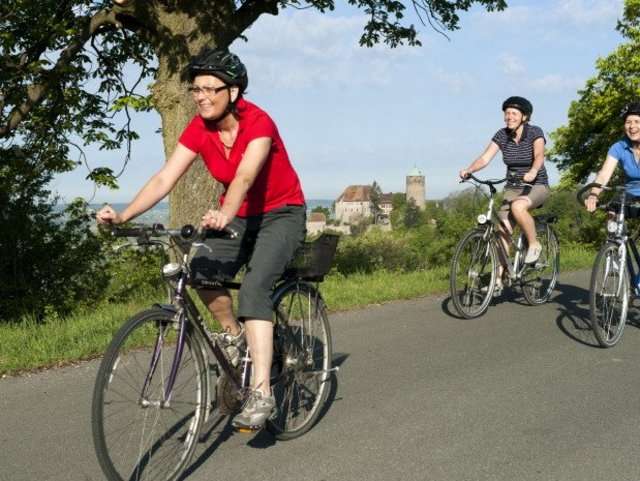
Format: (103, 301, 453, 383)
(92, 308, 207, 481)
(521, 223, 559, 305)
(267, 281, 332, 440)
(450, 228, 498, 319)
(589, 243, 629, 348)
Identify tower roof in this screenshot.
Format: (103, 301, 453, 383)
(407, 165, 423, 176)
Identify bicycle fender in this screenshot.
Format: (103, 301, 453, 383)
(152, 303, 179, 314)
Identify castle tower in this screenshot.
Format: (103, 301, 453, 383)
(406, 165, 426, 210)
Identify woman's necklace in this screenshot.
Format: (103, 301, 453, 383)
(219, 130, 236, 149)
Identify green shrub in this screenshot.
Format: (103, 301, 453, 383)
(334, 228, 421, 274)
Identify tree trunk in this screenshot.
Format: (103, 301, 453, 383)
(146, 10, 225, 228)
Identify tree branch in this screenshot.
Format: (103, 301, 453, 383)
(1, 9, 121, 137)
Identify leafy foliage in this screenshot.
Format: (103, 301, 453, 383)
(0, 151, 109, 321)
(331, 182, 602, 276)
(0, 0, 508, 321)
(548, 0, 640, 187)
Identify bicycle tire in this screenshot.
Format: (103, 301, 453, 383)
(589, 242, 629, 348)
(92, 308, 207, 481)
(450, 228, 498, 319)
(266, 281, 333, 440)
(521, 223, 560, 305)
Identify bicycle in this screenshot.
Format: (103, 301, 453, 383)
(91, 223, 339, 481)
(576, 182, 640, 347)
(450, 173, 560, 319)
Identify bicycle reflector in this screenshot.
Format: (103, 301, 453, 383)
(162, 262, 182, 279)
(477, 214, 488, 224)
(607, 220, 619, 234)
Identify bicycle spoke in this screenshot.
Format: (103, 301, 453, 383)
(267, 282, 332, 440)
(589, 244, 629, 347)
(450, 228, 497, 318)
(92, 309, 206, 481)
(521, 223, 559, 305)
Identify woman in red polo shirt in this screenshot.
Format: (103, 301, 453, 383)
(96, 49, 306, 429)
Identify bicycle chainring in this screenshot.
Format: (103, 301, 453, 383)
(215, 371, 242, 415)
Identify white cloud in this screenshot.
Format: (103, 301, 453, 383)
(553, 0, 624, 27)
(472, 0, 623, 36)
(427, 66, 474, 92)
(496, 52, 525, 75)
(232, 10, 419, 90)
(523, 73, 584, 94)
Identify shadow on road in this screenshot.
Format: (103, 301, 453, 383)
(553, 279, 640, 348)
(441, 276, 640, 348)
(182, 352, 349, 478)
(550, 280, 599, 347)
(441, 284, 528, 320)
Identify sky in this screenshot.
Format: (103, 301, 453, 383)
(49, 0, 627, 204)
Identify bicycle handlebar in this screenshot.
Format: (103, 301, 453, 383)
(575, 182, 605, 206)
(460, 172, 534, 195)
(109, 223, 238, 242)
(461, 172, 508, 187)
(575, 182, 640, 208)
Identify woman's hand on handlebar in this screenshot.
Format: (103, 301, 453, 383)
(523, 170, 538, 184)
(201, 209, 231, 231)
(96, 205, 124, 226)
(459, 169, 472, 180)
(585, 193, 599, 212)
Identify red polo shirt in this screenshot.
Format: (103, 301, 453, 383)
(179, 98, 305, 216)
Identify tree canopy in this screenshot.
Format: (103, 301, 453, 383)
(0, 0, 507, 320)
(1, 0, 507, 221)
(548, 0, 640, 187)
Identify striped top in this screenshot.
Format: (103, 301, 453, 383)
(492, 124, 548, 187)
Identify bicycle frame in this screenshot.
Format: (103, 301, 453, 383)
(578, 181, 640, 298)
(138, 255, 243, 408)
(471, 177, 530, 282)
(603, 187, 640, 298)
(93, 224, 338, 481)
(138, 241, 325, 411)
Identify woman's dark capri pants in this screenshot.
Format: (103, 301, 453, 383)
(190, 204, 307, 321)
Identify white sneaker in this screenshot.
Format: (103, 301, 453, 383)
(524, 242, 542, 264)
(232, 389, 276, 429)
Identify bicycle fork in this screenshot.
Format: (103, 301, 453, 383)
(138, 308, 188, 409)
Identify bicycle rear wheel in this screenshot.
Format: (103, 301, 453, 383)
(267, 281, 332, 440)
(589, 242, 629, 348)
(450, 228, 498, 319)
(92, 308, 207, 481)
(521, 223, 559, 305)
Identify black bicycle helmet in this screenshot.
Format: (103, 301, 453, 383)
(502, 96, 533, 119)
(621, 100, 640, 120)
(188, 49, 248, 94)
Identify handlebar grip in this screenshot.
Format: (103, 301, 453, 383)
(202, 226, 239, 240)
(576, 182, 603, 204)
(111, 223, 166, 238)
(112, 227, 145, 237)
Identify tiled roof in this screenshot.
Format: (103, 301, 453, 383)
(308, 212, 327, 222)
(337, 185, 372, 202)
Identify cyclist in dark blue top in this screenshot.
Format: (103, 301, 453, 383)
(585, 100, 640, 214)
(460, 96, 550, 293)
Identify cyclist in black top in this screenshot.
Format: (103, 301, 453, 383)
(459, 96, 550, 293)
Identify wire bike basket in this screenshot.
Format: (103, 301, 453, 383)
(283, 233, 339, 281)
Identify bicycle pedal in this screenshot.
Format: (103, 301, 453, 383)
(234, 425, 262, 434)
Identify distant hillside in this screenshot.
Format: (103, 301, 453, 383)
(57, 200, 333, 227)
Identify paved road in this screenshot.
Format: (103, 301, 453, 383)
(2, 269, 640, 481)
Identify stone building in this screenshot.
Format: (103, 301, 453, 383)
(306, 212, 327, 235)
(406, 165, 426, 210)
(334, 185, 373, 225)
